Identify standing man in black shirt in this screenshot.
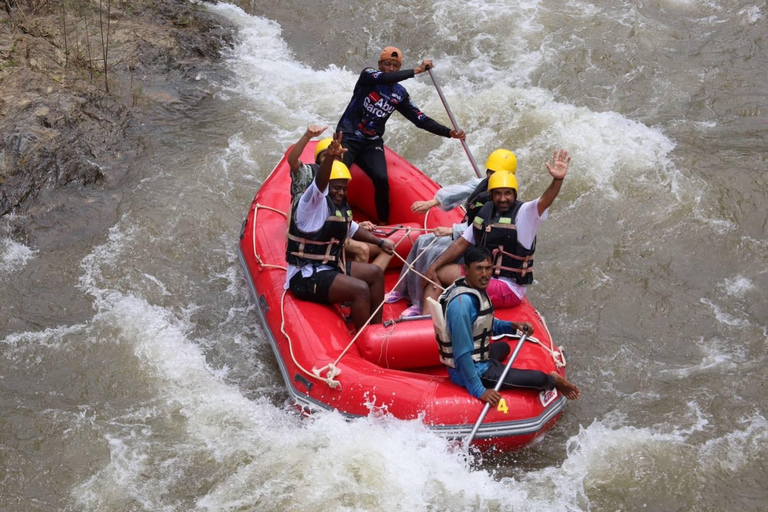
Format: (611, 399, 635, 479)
(336, 46, 466, 223)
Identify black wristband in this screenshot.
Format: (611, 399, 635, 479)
(378, 239, 385, 248)
(553, 178, 564, 181)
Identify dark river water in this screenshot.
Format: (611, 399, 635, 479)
(1, 0, 767, 510)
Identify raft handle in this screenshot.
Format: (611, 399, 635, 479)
(259, 294, 269, 314)
(294, 373, 314, 391)
(383, 314, 431, 327)
(239, 217, 248, 240)
(372, 225, 403, 237)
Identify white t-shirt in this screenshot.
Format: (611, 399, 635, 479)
(284, 180, 359, 288)
(461, 198, 548, 299)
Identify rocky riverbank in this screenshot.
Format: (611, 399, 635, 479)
(0, 0, 235, 221)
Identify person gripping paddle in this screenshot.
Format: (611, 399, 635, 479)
(335, 46, 466, 223)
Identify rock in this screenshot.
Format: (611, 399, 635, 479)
(0, 0, 235, 218)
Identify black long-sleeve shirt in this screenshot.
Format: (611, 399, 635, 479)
(336, 67, 451, 141)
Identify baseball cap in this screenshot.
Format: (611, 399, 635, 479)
(379, 46, 403, 63)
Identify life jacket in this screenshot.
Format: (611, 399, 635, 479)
(462, 177, 490, 225)
(435, 278, 495, 368)
(472, 200, 535, 285)
(286, 196, 352, 269)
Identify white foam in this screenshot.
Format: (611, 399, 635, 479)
(0, 236, 37, 274)
(142, 273, 171, 296)
(693, 211, 736, 234)
(221, 133, 260, 182)
(719, 275, 755, 298)
(663, 336, 739, 378)
(699, 414, 768, 473)
(518, 416, 688, 508)
(700, 298, 750, 328)
(672, 401, 711, 436)
(738, 5, 763, 23)
(78, 217, 138, 309)
(1, 322, 86, 351)
(591, 269, 612, 290)
(213, 3, 355, 150)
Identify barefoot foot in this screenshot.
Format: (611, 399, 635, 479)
(551, 372, 580, 400)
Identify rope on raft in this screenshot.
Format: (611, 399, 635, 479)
(380, 216, 566, 370)
(535, 310, 566, 368)
(252, 203, 339, 388)
(315, 227, 445, 388)
(251, 203, 288, 272)
(249, 203, 448, 389)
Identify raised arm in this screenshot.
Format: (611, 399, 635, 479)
(314, 131, 347, 192)
(537, 149, 571, 217)
(287, 125, 328, 172)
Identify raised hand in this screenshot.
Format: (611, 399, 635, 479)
(544, 149, 571, 180)
(327, 131, 348, 160)
(305, 124, 328, 138)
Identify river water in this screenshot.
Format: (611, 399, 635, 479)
(1, 0, 766, 510)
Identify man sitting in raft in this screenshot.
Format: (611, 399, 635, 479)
(288, 125, 393, 272)
(285, 132, 395, 330)
(385, 149, 519, 317)
(433, 246, 580, 405)
(336, 46, 466, 224)
(423, 149, 572, 312)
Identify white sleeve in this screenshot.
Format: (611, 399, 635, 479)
(461, 223, 475, 244)
(348, 220, 359, 238)
(515, 199, 548, 250)
(294, 180, 330, 233)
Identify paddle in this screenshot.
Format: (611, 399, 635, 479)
(426, 67, 482, 178)
(465, 332, 529, 446)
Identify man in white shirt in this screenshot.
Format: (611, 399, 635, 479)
(285, 133, 395, 329)
(386, 149, 519, 317)
(423, 149, 571, 312)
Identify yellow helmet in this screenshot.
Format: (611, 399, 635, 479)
(487, 171, 518, 192)
(315, 138, 333, 159)
(485, 149, 517, 174)
(329, 160, 352, 181)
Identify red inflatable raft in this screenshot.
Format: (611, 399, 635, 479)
(238, 142, 569, 451)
